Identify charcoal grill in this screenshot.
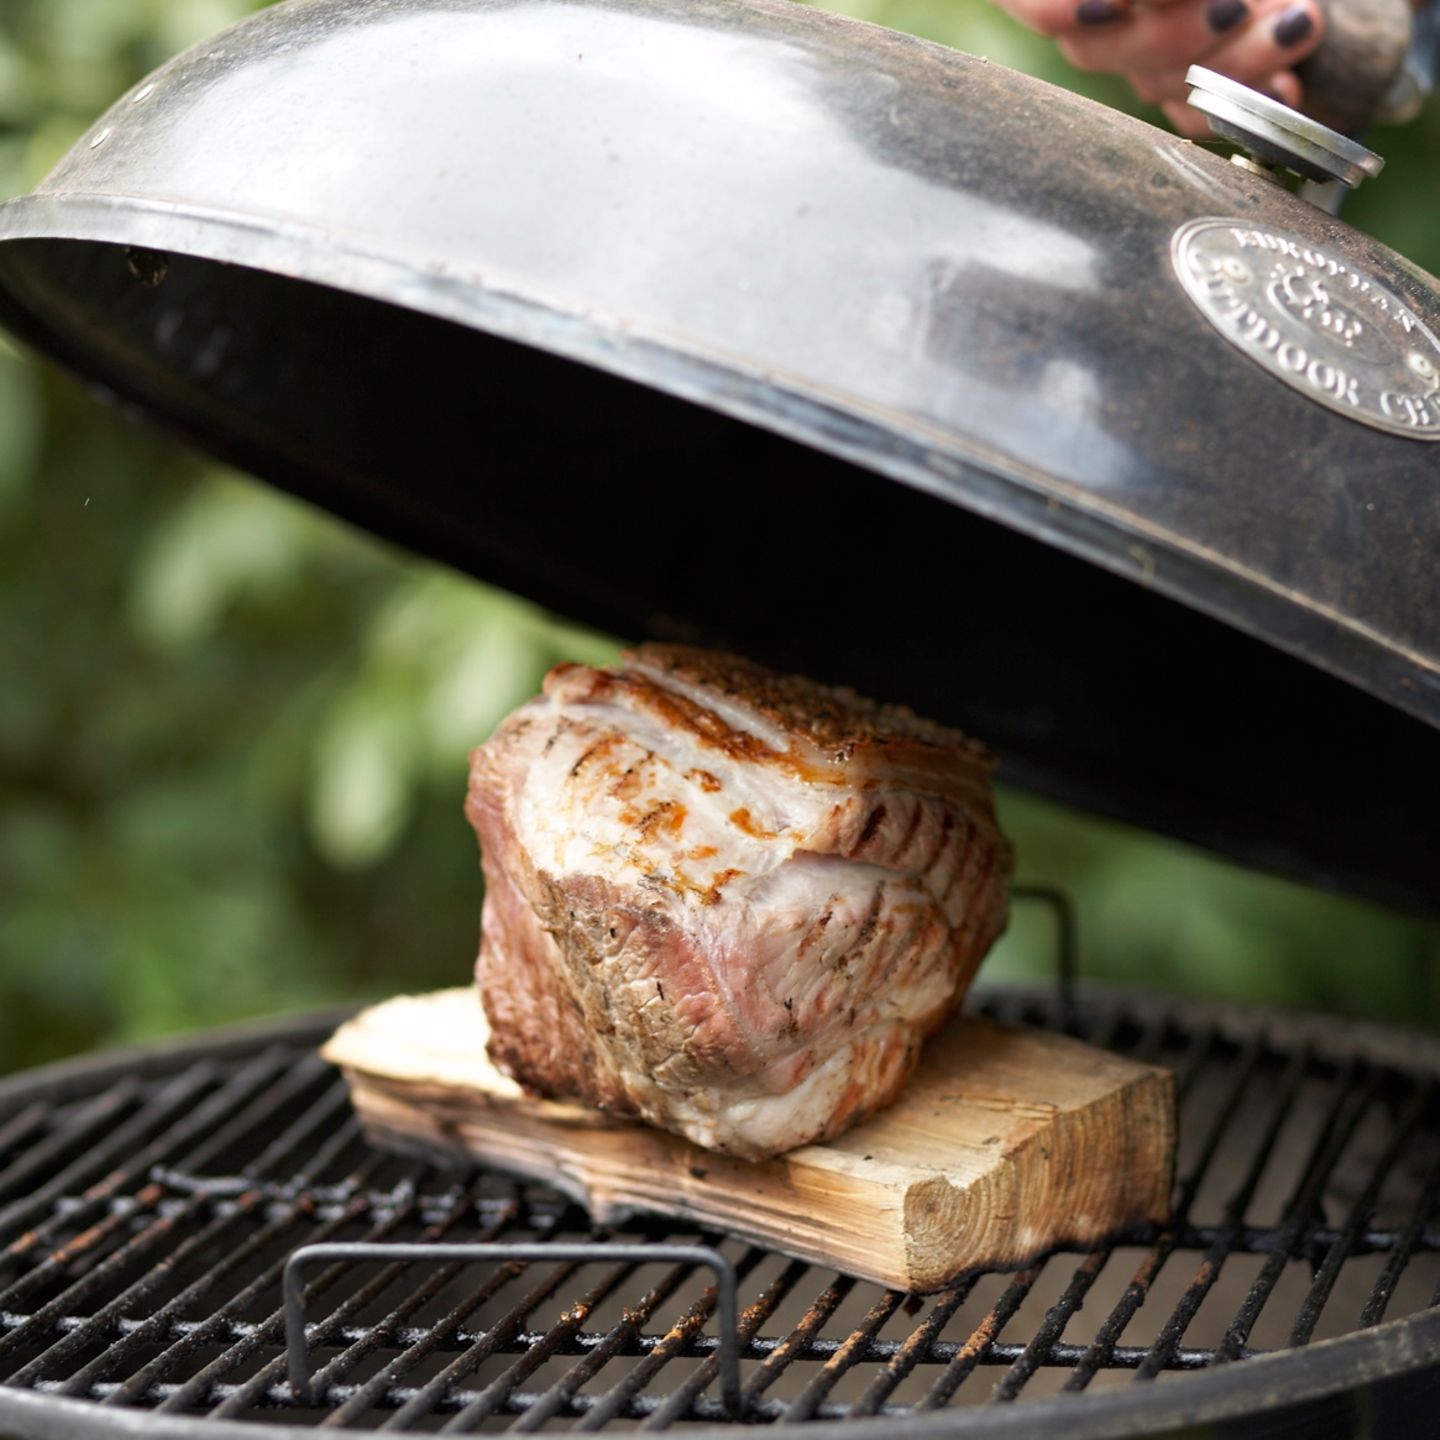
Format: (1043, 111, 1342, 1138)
(2, 0, 1440, 1436)
(3, 979, 1440, 1438)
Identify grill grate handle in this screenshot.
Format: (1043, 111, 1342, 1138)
(282, 1241, 741, 1418)
(1011, 885, 1079, 1026)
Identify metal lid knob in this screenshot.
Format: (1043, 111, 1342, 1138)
(1184, 65, 1385, 187)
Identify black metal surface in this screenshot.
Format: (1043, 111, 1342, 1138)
(283, 1244, 741, 1415)
(2, 990, 1439, 1439)
(0, 0, 1439, 916)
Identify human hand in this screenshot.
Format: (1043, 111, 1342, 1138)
(994, 0, 1326, 137)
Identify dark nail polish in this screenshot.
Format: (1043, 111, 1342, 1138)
(1273, 4, 1313, 46)
(1075, 0, 1124, 23)
(1206, 0, 1248, 31)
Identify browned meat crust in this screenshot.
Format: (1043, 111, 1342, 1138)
(467, 645, 1012, 1159)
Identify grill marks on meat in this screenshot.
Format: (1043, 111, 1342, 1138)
(466, 645, 1012, 1159)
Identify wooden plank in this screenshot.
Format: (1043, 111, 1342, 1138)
(323, 989, 1174, 1293)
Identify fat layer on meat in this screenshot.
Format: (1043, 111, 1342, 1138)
(466, 645, 1013, 1159)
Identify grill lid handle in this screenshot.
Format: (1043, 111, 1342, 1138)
(1184, 66, 1384, 189)
(1299, 0, 1419, 134)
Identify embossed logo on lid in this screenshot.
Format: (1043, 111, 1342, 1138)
(1172, 218, 1440, 440)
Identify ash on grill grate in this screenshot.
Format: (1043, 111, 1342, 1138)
(1, 991, 1438, 1432)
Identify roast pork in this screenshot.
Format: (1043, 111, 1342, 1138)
(465, 645, 1012, 1159)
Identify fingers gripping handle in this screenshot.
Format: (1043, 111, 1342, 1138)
(1297, 0, 1414, 135)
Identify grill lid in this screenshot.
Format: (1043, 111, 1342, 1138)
(0, 0, 1438, 911)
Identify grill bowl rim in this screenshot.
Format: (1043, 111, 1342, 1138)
(2, 1305, 1439, 1440)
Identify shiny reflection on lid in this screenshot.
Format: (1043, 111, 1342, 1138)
(1151, 137, 1255, 205)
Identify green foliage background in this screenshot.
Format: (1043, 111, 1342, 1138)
(2, 0, 1439, 1076)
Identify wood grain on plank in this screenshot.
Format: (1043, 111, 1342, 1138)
(324, 989, 1174, 1292)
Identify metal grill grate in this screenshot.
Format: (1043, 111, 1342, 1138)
(1, 989, 1439, 1436)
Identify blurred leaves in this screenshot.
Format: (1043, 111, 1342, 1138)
(129, 470, 619, 869)
(2, 0, 1439, 1076)
(989, 791, 1440, 1017)
(0, 339, 40, 516)
(0, 0, 254, 193)
(0, 373, 577, 1067)
(303, 577, 615, 869)
(129, 474, 356, 652)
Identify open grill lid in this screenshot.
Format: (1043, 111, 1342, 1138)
(0, 0, 1438, 913)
